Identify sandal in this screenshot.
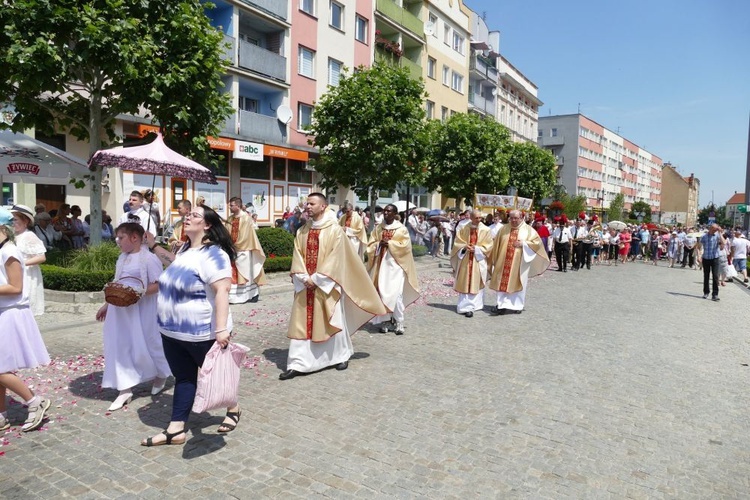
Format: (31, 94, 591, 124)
(141, 428, 187, 447)
(0, 414, 9, 432)
(217, 408, 241, 433)
(22, 397, 51, 432)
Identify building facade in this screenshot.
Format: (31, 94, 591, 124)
(660, 164, 699, 226)
(538, 114, 663, 218)
(497, 55, 541, 143)
(726, 192, 746, 228)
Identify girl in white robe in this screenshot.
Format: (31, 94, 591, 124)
(96, 223, 171, 411)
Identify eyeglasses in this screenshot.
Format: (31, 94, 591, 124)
(185, 212, 205, 219)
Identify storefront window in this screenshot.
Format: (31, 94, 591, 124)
(209, 149, 229, 177)
(272, 157, 286, 181)
(288, 160, 312, 184)
(240, 159, 270, 179)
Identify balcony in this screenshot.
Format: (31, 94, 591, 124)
(222, 34, 235, 65)
(238, 110, 286, 143)
(374, 47, 421, 80)
(540, 135, 565, 147)
(468, 93, 496, 117)
(238, 39, 287, 83)
(376, 0, 423, 38)
(470, 56, 499, 82)
(238, 0, 287, 22)
(221, 113, 237, 135)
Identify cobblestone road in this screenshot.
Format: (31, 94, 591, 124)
(3, 257, 750, 498)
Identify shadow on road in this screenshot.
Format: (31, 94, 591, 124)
(666, 291, 709, 299)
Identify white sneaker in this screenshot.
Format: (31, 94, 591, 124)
(22, 397, 51, 432)
(394, 322, 405, 335)
(108, 391, 133, 411)
(151, 378, 167, 396)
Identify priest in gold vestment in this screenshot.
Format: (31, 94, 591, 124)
(450, 210, 494, 317)
(338, 202, 367, 258)
(226, 197, 266, 304)
(489, 210, 549, 315)
(280, 194, 386, 380)
(366, 204, 420, 335)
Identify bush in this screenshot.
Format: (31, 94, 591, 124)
(41, 265, 114, 291)
(69, 242, 121, 272)
(257, 227, 295, 257)
(412, 245, 428, 257)
(45, 248, 74, 267)
(263, 256, 292, 273)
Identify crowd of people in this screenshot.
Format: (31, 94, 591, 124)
(3, 192, 748, 447)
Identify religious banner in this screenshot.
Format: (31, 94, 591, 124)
(516, 196, 534, 212)
(474, 193, 534, 212)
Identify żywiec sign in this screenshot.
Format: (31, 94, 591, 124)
(7, 163, 40, 175)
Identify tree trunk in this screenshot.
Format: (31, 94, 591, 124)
(88, 93, 104, 247)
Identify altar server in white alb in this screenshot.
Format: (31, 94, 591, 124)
(226, 197, 266, 304)
(338, 202, 367, 258)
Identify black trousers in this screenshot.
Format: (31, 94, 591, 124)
(576, 242, 593, 269)
(571, 242, 580, 268)
(702, 257, 720, 297)
(554, 243, 570, 270)
(682, 247, 695, 267)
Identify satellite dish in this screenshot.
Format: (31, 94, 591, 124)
(424, 21, 435, 36)
(276, 105, 293, 125)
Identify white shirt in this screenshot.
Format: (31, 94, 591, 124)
(553, 227, 572, 243)
(731, 236, 749, 259)
(118, 207, 158, 234)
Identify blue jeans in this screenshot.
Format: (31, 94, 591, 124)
(161, 335, 215, 422)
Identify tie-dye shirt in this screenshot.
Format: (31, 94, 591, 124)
(157, 244, 233, 341)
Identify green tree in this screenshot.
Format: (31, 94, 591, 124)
(425, 113, 511, 206)
(308, 62, 428, 228)
(607, 193, 625, 222)
(697, 204, 730, 226)
(628, 200, 652, 222)
(0, 0, 232, 245)
(507, 142, 557, 203)
(559, 193, 587, 220)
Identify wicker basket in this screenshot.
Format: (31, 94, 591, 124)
(103, 276, 144, 307)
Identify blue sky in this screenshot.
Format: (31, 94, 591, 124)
(464, 0, 750, 208)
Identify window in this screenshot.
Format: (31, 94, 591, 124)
(355, 15, 368, 43)
(328, 58, 342, 86)
(298, 103, 313, 130)
(273, 157, 286, 181)
(427, 57, 436, 79)
(425, 100, 434, 119)
(452, 33, 465, 54)
(451, 71, 463, 93)
(240, 159, 269, 179)
(441, 106, 448, 122)
(298, 46, 315, 78)
(538, 128, 543, 138)
(288, 160, 312, 184)
(551, 128, 558, 137)
(239, 96, 258, 113)
(428, 13, 438, 37)
(442, 65, 449, 86)
(330, 1, 343, 30)
(300, 0, 314, 16)
(443, 25, 451, 45)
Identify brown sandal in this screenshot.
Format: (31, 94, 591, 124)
(217, 409, 241, 433)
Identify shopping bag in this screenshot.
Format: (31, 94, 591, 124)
(192, 341, 250, 413)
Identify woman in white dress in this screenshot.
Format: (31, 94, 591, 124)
(0, 207, 52, 432)
(11, 205, 46, 316)
(95, 223, 171, 411)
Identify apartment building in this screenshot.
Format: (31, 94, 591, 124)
(726, 192, 746, 228)
(466, 11, 498, 119)
(497, 56, 541, 143)
(661, 164, 700, 226)
(538, 114, 663, 217)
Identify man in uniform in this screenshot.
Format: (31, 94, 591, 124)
(226, 196, 266, 304)
(450, 210, 493, 317)
(489, 209, 550, 315)
(366, 204, 420, 334)
(280, 194, 386, 380)
(338, 202, 367, 258)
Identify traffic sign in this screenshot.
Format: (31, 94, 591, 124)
(738, 205, 748, 213)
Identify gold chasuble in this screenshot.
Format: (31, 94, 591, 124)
(338, 211, 368, 248)
(489, 222, 549, 293)
(168, 218, 188, 252)
(365, 221, 420, 309)
(450, 223, 494, 294)
(288, 217, 386, 342)
(226, 211, 266, 287)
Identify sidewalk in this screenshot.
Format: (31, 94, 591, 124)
(4, 257, 750, 498)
